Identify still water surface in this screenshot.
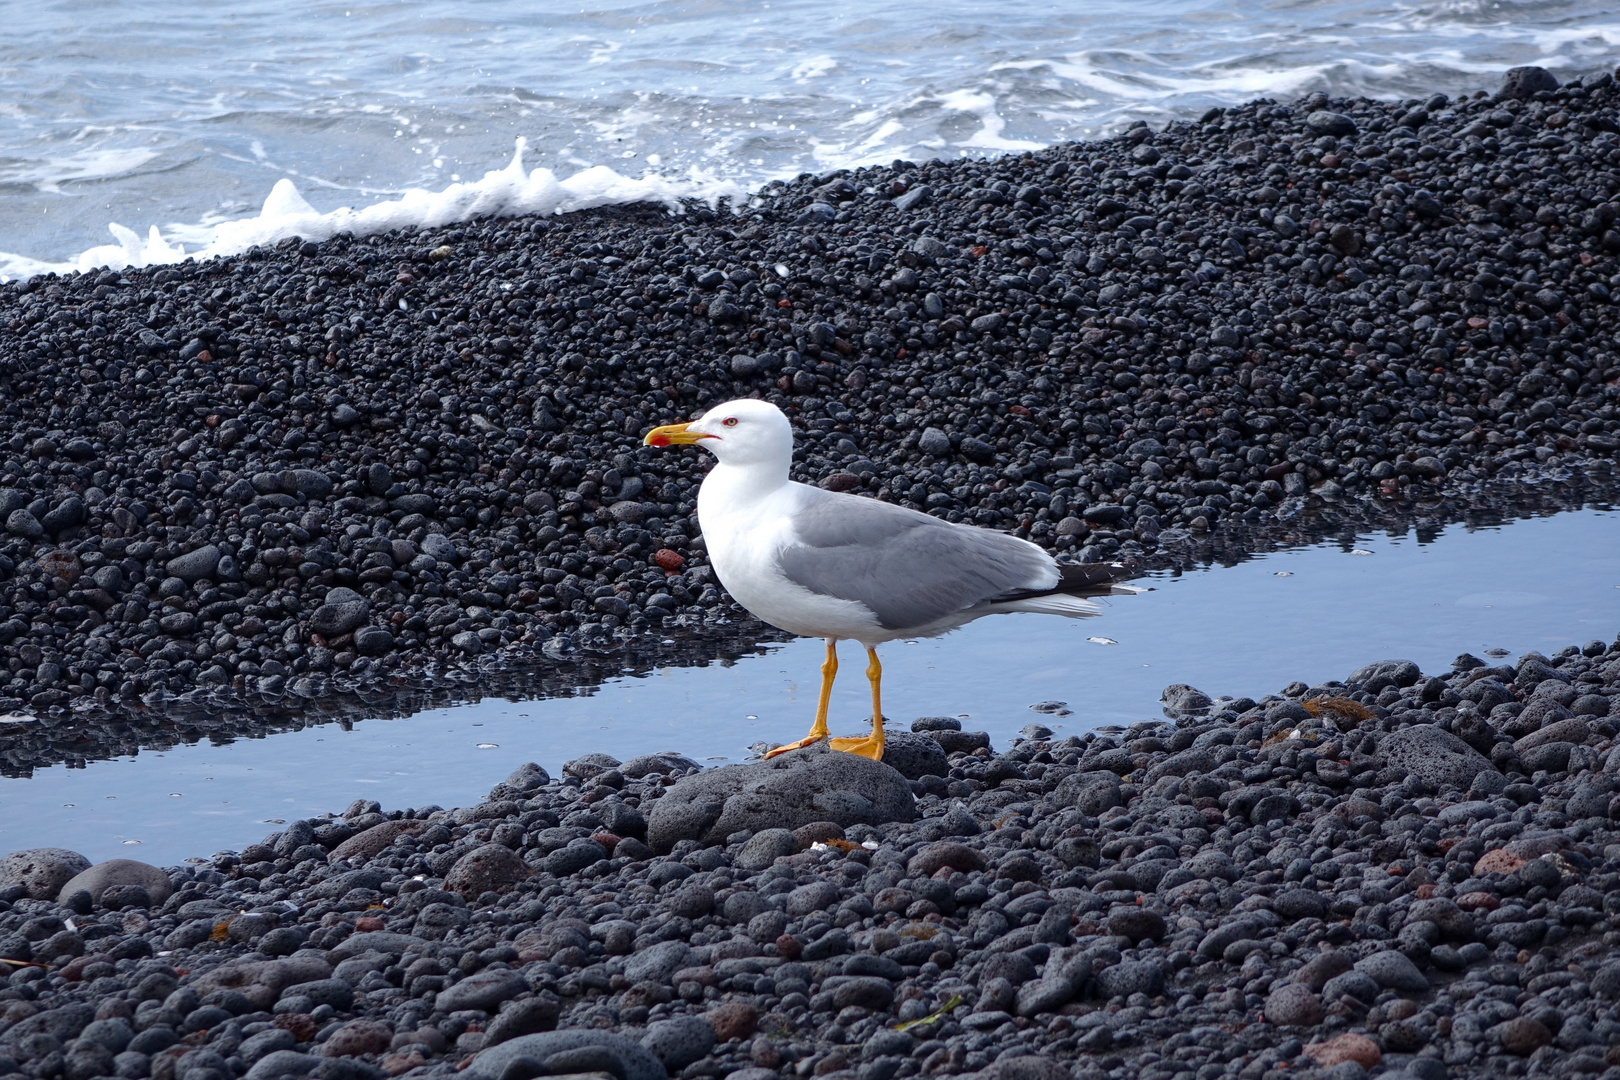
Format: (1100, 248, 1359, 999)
(2, 507, 1615, 865)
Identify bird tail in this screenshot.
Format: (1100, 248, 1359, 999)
(988, 561, 1146, 620)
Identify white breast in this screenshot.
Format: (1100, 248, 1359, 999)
(698, 473, 882, 640)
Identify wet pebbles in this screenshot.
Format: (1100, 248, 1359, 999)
(3, 630, 1620, 1080)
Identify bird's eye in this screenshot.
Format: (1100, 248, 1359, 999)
(723, 417, 739, 427)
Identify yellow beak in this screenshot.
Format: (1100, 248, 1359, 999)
(643, 421, 714, 447)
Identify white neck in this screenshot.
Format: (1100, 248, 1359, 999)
(698, 459, 790, 525)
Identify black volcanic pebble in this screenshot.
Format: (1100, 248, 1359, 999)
(0, 63, 1617, 746)
(1, 626, 1619, 1080)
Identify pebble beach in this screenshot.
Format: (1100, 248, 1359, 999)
(2, 63, 1620, 1080)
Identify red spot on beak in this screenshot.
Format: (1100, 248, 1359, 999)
(647, 433, 671, 447)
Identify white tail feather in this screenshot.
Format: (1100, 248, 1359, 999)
(991, 594, 1102, 618)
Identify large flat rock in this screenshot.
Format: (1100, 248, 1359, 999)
(646, 744, 915, 852)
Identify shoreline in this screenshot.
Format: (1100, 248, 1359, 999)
(0, 464, 1615, 780)
(0, 67, 1615, 730)
(0, 627, 1616, 1080)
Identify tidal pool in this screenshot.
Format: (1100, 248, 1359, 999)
(2, 507, 1616, 865)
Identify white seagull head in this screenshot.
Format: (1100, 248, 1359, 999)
(643, 398, 794, 470)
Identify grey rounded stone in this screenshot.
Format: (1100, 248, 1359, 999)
(245, 1051, 323, 1080)
(880, 731, 949, 779)
(703, 893, 756, 935)
(434, 969, 527, 1014)
(1160, 684, 1212, 715)
(6, 509, 43, 539)
(1497, 65, 1559, 101)
(623, 940, 692, 984)
(309, 587, 370, 637)
(0, 848, 92, 900)
(421, 534, 459, 563)
(483, 996, 562, 1047)
(1264, 983, 1323, 1026)
(56, 860, 173, 906)
(976, 1058, 1073, 1080)
(1376, 725, 1497, 790)
(1305, 110, 1357, 137)
(1053, 772, 1123, 816)
(443, 843, 531, 897)
(1355, 949, 1429, 992)
(1521, 741, 1575, 774)
(830, 976, 895, 1011)
(918, 428, 952, 456)
(640, 1016, 716, 1071)
(469, 1032, 664, 1080)
(1095, 960, 1163, 999)
(1274, 889, 1327, 921)
(165, 545, 222, 582)
(1347, 658, 1420, 689)
(353, 626, 394, 656)
(735, 828, 797, 871)
(1322, 970, 1380, 1003)
(543, 839, 607, 877)
(77, 1018, 134, 1055)
(644, 743, 915, 852)
(667, 881, 715, 918)
(280, 978, 353, 1010)
(747, 910, 790, 944)
(1105, 908, 1166, 942)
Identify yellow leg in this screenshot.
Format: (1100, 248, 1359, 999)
(830, 647, 886, 761)
(764, 638, 837, 757)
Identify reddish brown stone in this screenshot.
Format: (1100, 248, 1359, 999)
(1474, 849, 1524, 875)
(708, 1001, 758, 1042)
(1492, 1017, 1551, 1055)
(750, 1038, 781, 1067)
(322, 1020, 395, 1057)
(813, 1051, 849, 1076)
(60, 954, 113, 982)
(380, 1050, 426, 1076)
(275, 1013, 319, 1042)
(906, 841, 986, 877)
(328, 820, 424, 863)
(1303, 1034, 1381, 1070)
(793, 821, 845, 850)
(1456, 891, 1499, 912)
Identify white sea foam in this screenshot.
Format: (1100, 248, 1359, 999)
(934, 89, 1045, 153)
(0, 139, 745, 283)
(790, 55, 840, 82)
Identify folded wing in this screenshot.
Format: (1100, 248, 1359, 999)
(775, 487, 1057, 631)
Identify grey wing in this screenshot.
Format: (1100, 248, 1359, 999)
(776, 488, 1055, 631)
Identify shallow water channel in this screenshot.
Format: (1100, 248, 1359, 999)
(2, 507, 1617, 866)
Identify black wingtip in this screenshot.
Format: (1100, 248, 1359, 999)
(994, 559, 1143, 605)
(1055, 560, 1140, 595)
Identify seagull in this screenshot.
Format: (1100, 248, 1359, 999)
(643, 399, 1139, 761)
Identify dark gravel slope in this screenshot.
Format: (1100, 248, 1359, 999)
(0, 65, 1617, 720)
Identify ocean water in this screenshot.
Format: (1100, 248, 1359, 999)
(3, 0, 1619, 279)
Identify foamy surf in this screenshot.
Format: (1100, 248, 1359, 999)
(0, 139, 746, 283)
